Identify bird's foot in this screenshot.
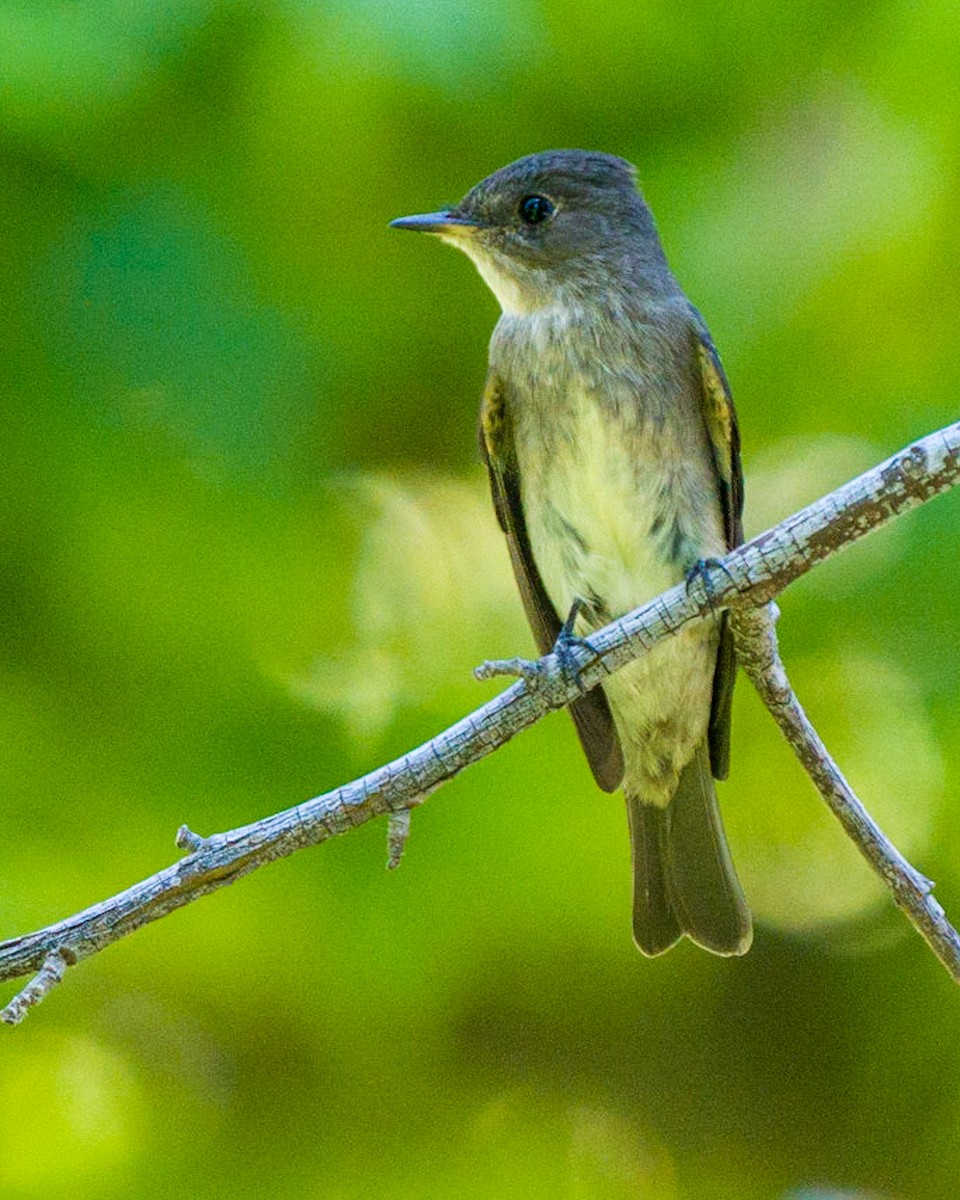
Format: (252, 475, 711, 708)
(553, 598, 599, 693)
(684, 557, 733, 618)
(474, 599, 599, 693)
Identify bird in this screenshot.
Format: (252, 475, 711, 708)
(391, 150, 751, 956)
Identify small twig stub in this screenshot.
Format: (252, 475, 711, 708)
(386, 810, 412, 870)
(1, 947, 74, 1026)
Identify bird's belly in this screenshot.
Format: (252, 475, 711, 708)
(520, 387, 683, 623)
(518, 384, 719, 802)
(603, 628, 717, 803)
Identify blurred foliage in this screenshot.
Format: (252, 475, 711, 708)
(2, 2, 959, 1197)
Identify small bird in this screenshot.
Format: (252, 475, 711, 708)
(391, 150, 751, 956)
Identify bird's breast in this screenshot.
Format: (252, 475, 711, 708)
(512, 370, 722, 630)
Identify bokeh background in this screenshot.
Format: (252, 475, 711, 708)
(2, 3, 959, 1197)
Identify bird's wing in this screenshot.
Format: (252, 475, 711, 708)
(694, 328, 744, 781)
(696, 332, 744, 548)
(479, 370, 625, 793)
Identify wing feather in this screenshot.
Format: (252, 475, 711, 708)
(479, 371, 625, 793)
(694, 330, 744, 781)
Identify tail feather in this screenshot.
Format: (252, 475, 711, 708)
(627, 800, 682, 956)
(627, 743, 752, 958)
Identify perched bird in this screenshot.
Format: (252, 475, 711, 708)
(391, 150, 751, 956)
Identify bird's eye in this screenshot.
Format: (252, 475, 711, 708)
(519, 195, 555, 225)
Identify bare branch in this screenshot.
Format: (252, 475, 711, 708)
(1, 421, 959, 1017)
(3, 948, 74, 1026)
(732, 603, 960, 982)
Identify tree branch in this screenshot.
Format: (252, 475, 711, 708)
(731, 602, 960, 978)
(2, 421, 959, 1020)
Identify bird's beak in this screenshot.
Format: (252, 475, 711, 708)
(389, 210, 480, 236)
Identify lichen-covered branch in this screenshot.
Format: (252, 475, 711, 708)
(1, 421, 958, 1021)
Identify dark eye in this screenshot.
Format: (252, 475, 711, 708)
(519, 194, 555, 225)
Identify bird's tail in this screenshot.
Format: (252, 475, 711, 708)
(626, 742, 752, 957)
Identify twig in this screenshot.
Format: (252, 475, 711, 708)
(3, 948, 74, 1026)
(732, 603, 960, 982)
(386, 810, 412, 870)
(1, 421, 959, 1018)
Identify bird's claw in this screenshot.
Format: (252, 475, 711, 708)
(684, 557, 733, 617)
(475, 598, 599, 694)
(554, 598, 598, 693)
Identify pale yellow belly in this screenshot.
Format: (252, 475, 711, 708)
(518, 386, 721, 804)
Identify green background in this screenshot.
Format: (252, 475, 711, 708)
(2, 2, 959, 1197)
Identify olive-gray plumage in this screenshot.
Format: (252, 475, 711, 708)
(392, 150, 751, 956)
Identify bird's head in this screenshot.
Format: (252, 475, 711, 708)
(391, 150, 664, 315)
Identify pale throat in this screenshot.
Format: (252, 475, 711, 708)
(440, 234, 545, 318)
